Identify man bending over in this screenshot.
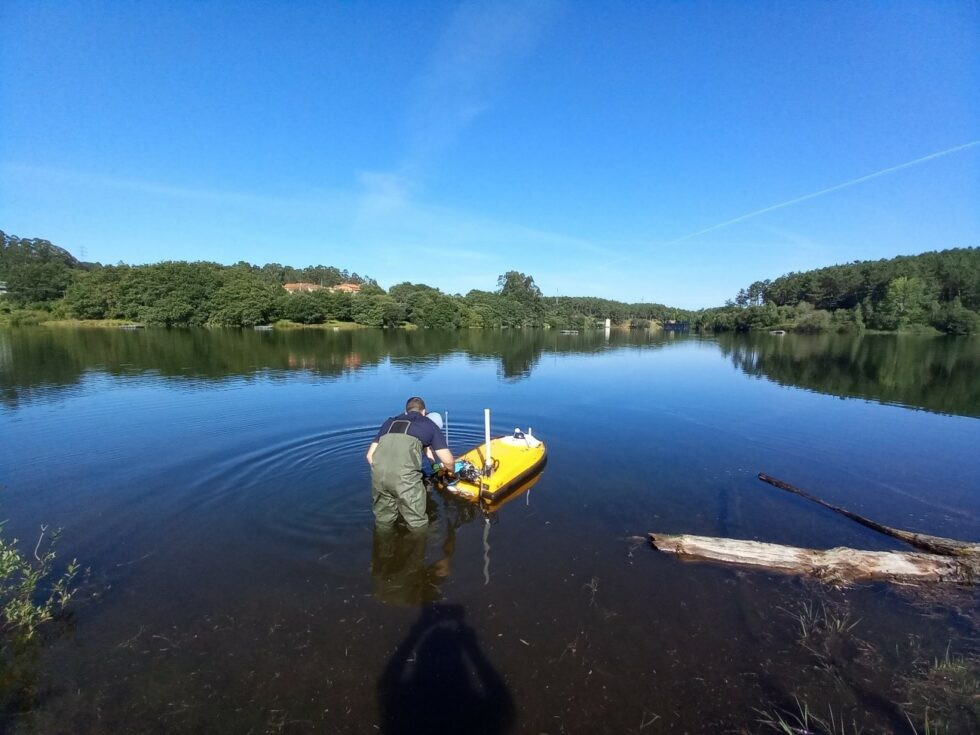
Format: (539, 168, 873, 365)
(366, 396, 454, 529)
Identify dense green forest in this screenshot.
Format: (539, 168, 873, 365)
(0, 230, 683, 329)
(1, 229, 977, 333)
(695, 247, 979, 335)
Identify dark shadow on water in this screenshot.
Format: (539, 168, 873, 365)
(377, 603, 515, 735)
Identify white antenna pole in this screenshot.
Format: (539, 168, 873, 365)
(484, 408, 492, 473)
(445, 411, 449, 447)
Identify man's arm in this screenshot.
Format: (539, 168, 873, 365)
(366, 441, 379, 465)
(427, 421, 453, 468)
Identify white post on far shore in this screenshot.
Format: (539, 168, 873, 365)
(484, 408, 492, 474)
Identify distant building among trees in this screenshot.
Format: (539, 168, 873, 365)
(330, 283, 363, 293)
(283, 282, 321, 293)
(283, 282, 362, 294)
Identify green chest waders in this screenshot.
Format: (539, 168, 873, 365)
(371, 431, 427, 528)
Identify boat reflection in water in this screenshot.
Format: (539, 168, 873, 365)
(480, 469, 545, 512)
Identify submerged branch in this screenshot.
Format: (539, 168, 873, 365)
(757, 473, 980, 559)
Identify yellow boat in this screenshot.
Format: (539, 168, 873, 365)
(445, 410, 546, 502)
(449, 435, 546, 502)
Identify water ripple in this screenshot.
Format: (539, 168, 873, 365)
(170, 420, 496, 552)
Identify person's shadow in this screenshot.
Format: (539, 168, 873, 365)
(377, 603, 515, 735)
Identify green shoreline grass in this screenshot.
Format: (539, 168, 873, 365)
(0, 313, 375, 329)
(271, 319, 370, 330)
(0, 308, 957, 335)
(39, 318, 138, 328)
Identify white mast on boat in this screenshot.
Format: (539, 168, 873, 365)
(484, 408, 492, 475)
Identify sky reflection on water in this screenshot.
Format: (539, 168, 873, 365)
(1, 328, 978, 733)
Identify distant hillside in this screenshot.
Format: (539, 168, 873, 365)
(0, 229, 683, 328)
(0, 230, 80, 270)
(757, 248, 977, 311)
(1, 228, 975, 334)
(0, 229, 374, 314)
(0, 230, 85, 303)
(698, 247, 980, 335)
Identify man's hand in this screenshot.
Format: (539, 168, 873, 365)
(366, 442, 378, 465)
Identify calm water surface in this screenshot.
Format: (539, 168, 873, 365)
(1, 328, 978, 733)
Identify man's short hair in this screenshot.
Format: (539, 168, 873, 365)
(405, 396, 426, 412)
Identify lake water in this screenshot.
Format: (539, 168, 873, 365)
(1, 327, 978, 733)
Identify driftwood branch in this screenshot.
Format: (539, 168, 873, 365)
(648, 474, 979, 585)
(757, 473, 980, 559)
(648, 534, 977, 585)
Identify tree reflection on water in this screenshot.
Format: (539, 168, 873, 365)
(0, 326, 666, 406)
(5, 328, 976, 416)
(718, 332, 980, 417)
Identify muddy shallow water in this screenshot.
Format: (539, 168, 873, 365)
(1, 328, 978, 733)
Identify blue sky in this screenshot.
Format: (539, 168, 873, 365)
(1, 1, 976, 308)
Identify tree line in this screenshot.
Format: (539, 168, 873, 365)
(1, 230, 977, 333)
(0, 231, 686, 329)
(693, 248, 979, 335)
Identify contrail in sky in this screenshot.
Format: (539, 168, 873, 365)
(667, 140, 980, 245)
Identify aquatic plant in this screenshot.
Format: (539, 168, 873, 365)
(768, 593, 979, 734)
(779, 599, 861, 645)
(756, 697, 860, 734)
(902, 643, 980, 734)
(0, 524, 80, 643)
(0, 523, 85, 724)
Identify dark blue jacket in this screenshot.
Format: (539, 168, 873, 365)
(374, 411, 448, 452)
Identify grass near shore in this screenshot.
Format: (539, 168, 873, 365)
(40, 318, 138, 328)
(0, 309, 374, 330)
(0, 305, 954, 335)
(272, 319, 370, 330)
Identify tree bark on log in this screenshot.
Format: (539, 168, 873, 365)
(648, 534, 977, 585)
(757, 473, 980, 559)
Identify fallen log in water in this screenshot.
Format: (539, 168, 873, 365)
(757, 473, 980, 559)
(648, 474, 979, 585)
(648, 534, 978, 585)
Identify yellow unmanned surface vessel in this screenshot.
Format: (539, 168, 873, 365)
(446, 409, 547, 503)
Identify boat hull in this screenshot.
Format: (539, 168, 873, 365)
(451, 436, 547, 502)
